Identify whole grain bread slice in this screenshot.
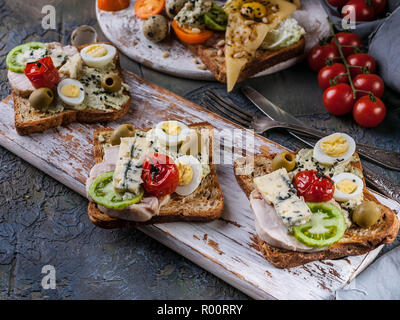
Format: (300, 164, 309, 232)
(12, 42, 131, 135)
(233, 153, 399, 268)
(186, 35, 305, 83)
(88, 122, 224, 229)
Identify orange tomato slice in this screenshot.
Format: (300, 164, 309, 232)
(135, 0, 165, 19)
(171, 20, 214, 44)
(98, 0, 130, 11)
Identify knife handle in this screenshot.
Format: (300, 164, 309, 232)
(362, 166, 400, 201)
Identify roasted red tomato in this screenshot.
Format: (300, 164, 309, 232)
(353, 73, 384, 99)
(347, 53, 376, 77)
(323, 83, 355, 115)
(308, 43, 339, 72)
(353, 95, 386, 127)
(293, 170, 335, 202)
(327, 0, 348, 7)
(342, 0, 375, 22)
(371, 0, 386, 15)
(24, 56, 60, 89)
(141, 153, 179, 197)
(318, 63, 349, 90)
(330, 32, 362, 57)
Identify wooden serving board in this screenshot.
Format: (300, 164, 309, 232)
(96, 0, 330, 80)
(1, 70, 399, 300)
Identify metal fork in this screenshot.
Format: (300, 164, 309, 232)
(201, 89, 400, 200)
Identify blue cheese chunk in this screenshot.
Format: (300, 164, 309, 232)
(113, 136, 151, 194)
(254, 168, 312, 228)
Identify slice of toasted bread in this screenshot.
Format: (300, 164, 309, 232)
(88, 122, 224, 229)
(186, 35, 305, 84)
(234, 153, 399, 268)
(12, 43, 131, 135)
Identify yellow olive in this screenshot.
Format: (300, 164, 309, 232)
(110, 124, 135, 145)
(352, 201, 381, 228)
(101, 73, 122, 93)
(180, 131, 202, 156)
(240, 2, 267, 20)
(28, 88, 54, 111)
(271, 152, 296, 172)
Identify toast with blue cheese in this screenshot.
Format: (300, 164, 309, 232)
(87, 122, 224, 229)
(234, 149, 399, 268)
(8, 42, 131, 135)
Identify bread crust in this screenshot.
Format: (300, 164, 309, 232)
(234, 152, 399, 268)
(87, 123, 224, 229)
(12, 42, 131, 135)
(186, 36, 305, 83)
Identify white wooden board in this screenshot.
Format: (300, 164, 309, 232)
(1, 70, 399, 300)
(96, 0, 330, 80)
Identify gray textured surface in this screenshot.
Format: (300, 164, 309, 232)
(0, 0, 399, 300)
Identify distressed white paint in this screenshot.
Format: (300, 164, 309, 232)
(0, 71, 398, 300)
(96, 0, 330, 80)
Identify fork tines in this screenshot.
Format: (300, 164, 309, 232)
(202, 90, 253, 127)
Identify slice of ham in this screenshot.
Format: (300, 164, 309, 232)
(250, 190, 326, 253)
(8, 70, 35, 97)
(86, 145, 165, 222)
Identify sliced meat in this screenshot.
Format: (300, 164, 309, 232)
(8, 70, 35, 97)
(98, 196, 160, 222)
(250, 190, 326, 253)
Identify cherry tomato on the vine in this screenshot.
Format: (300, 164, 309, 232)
(330, 32, 362, 57)
(323, 83, 355, 115)
(371, 0, 386, 15)
(353, 74, 384, 99)
(318, 63, 349, 90)
(347, 53, 376, 77)
(353, 95, 386, 127)
(308, 43, 339, 72)
(342, 0, 375, 22)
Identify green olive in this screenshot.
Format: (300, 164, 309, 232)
(28, 88, 54, 111)
(271, 152, 296, 172)
(111, 124, 135, 145)
(180, 131, 202, 156)
(352, 201, 381, 228)
(101, 73, 122, 92)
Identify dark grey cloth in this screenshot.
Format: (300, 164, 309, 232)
(368, 6, 400, 93)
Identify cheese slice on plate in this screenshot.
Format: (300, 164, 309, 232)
(224, 0, 297, 91)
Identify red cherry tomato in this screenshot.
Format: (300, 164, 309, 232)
(353, 74, 385, 99)
(326, 0, 348, 7)
(330, 32, 362, 57)
(347, 53, 376, 77)
(293, 170, 335, 202)
(342, 0, 375, 22)
(323, 83, 355, 115)
(353, 95, 386, 127)
(371, 0, 386, 15)
(308, 44, 339, 72)
(24, 56, 60, 89)
(141, 153, 179, 197)
(318, 63, 349, 90)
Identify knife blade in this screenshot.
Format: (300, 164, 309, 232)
(240, 85, 400, 200)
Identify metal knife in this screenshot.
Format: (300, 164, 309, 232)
(241, 85, 400, 200)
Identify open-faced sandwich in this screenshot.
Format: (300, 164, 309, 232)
(6, 41, 131, 135)
(234, 133, 399, 268)
(137, 0, 305, 91)
(86, 121, 224, 228)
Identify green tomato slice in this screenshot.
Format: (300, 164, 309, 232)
(204, 4, 227, 31)
(89, 171, 144, 210)
(6, 42, 47, 73)
(292, 202, 346, 247)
